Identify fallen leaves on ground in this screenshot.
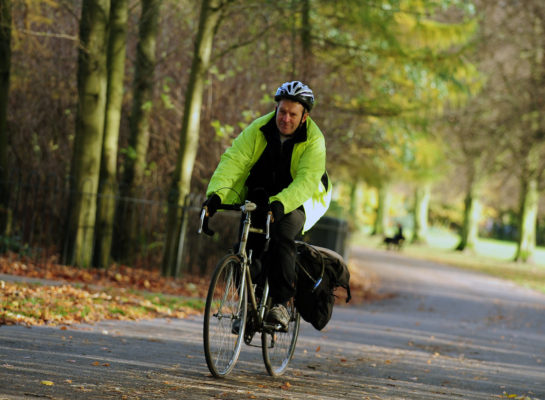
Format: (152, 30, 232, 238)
(501, 394, 541, 400)
(280, 382, 292, 390)
(343, 256, 395, 304)
(0, 253, 207, 327)
(0, 253, 208, 298)
(0, 252, 379, 327)
(0, 280, 201, 326)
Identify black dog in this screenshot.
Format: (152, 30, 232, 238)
(383, 224, 405, 250)
(383, 235, 404, 250)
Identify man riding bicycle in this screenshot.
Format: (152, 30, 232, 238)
(202, 81, 331, 330)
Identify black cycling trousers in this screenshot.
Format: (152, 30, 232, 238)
(264, 208, 305, 304)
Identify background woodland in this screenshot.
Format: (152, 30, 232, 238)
(0, 0, 544, 277)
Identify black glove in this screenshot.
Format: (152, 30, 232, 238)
(269, 201, 285, 223)
(202, 194, 221, 217)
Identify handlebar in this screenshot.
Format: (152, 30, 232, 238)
(198, 203, 243, 236)
(198, 202, 271, 238)
(213, 204, 243, 211)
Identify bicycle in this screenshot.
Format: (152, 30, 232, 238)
(199, 201, 301, 378)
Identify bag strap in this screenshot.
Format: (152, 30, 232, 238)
(296, 245, 352, 303)
(308, 245, 325, 291)
(295, 244, 325, 292)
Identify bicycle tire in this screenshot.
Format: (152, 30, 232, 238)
(261, 298, 300, 376)
(203, 254, 247, 378)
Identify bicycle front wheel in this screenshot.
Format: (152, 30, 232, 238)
(203, 254, 247, 378)
(261, 298, 300, 376)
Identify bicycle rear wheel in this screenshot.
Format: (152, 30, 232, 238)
(261, 298, 300, 376)
(203, 254, 247, 378)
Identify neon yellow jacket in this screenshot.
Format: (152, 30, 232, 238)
(206, 111, 332, 233)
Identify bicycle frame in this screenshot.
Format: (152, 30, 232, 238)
(200, 201, 272, 326)
(200, 200, 301, 377)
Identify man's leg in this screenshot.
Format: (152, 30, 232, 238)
(266, 208, 305, 304)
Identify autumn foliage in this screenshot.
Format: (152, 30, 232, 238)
(0, 253, 377, 327)
(0, 254, 208, 296)
(0, 254, 207, 326)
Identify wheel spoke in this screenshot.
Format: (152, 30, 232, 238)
(203, 255, 247, 378)
(262, 298, 300, 376)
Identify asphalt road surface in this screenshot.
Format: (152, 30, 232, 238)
(1, 246, 544, 399)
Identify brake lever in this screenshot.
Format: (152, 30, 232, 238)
(198, 208, 215, 236)
(198, 209, 206, 234)
(265, 212, 272, 240)
(262, 212, 272, 252)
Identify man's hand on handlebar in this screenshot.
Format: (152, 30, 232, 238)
(198, 198, 274, 238)
(202, 194, 221, 217)
(269, 201, 284, 223)
(198, 194, 221, 236)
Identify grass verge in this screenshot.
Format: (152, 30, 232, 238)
(351, 228, 545, 295)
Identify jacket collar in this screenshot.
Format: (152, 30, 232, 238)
(260, 111, 308, 144)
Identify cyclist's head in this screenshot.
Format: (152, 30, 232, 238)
(274, 81, 314, 113)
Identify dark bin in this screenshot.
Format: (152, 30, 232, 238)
(302, 216, 348, 258)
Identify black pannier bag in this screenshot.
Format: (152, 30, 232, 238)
(294, 241, 351, 330)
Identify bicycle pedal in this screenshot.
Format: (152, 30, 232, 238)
(244, 330, 256, 345)
(263, 323, 287, 333)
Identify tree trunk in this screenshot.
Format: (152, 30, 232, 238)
(0, 0, 11, 234)
(372, 184, 390, 236)
(94, 0, 128, 269)
(64, 0, 110, 268)
(300, 0, 312, 83)
(162, 0, 225, 277)
(114, 0, 160, 264)
(348, 180, 365, 231)
(412, 183, 431, 244)
(456, 181, 481, 252)
(514, 176, 538, 263)
(348, 181, 357, 223)
(513, 10, 544, 263)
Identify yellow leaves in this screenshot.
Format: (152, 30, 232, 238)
(0, 255, 208, 327)
(40, 380, 54, 386)
(501, 394, 537, 400)
(394, 12, 417, 31)
(280, 382, 292, 390)
(29, 0, 59, 9)
(501, 394, 536, 400)
(412, 136, 444, 170)
(92, 361, 110, 367)
(0, 280, 199, 327)
(0, 255, 209, 299)
(393, 9, 477, 51)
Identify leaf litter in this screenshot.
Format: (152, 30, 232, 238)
(0, 252, 377, 327)
(0, 254, 205, 326)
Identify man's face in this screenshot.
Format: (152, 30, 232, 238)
(275, 99, 307, 136)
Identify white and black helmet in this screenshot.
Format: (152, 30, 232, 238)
(274, 81, 315, 112)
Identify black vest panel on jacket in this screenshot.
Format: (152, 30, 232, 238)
(245, 113, 307, 200)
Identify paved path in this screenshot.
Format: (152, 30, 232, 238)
(1, 246, 544, 399)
